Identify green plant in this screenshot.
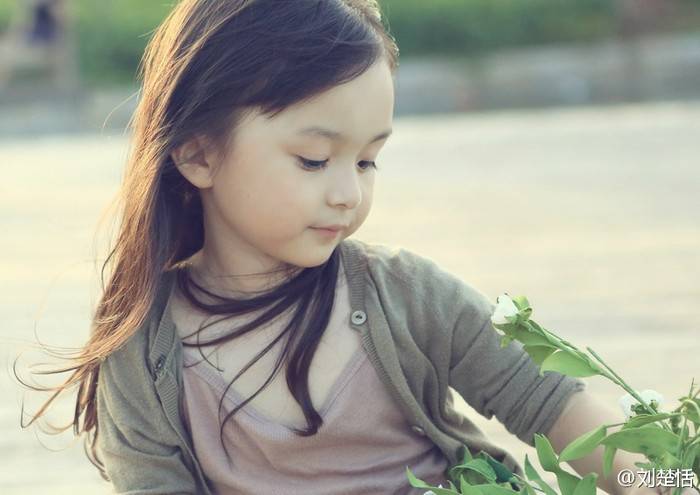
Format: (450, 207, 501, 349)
(407, 293, 699, 495)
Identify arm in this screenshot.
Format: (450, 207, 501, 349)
(96, 349, 198, 494)
(449, 306, 587, 447)
(547, 390, 693, 495)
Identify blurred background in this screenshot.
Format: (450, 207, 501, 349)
(1, 1, 699, 493)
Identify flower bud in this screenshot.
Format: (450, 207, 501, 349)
(618, 389, 665, 419)
(491, 293, 519, 325)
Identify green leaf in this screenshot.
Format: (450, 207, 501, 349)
(559, 425, 607, 463)
(555, 470, 582, 495)
(600, 425, 681, 457)
(524, 345, 558, 366)
(463, 468, 490, 485)
(457, 445, 474, 464)
(540, 351, 600, 378)
(406, 467, 460, 494)
(683, 398, 700, 425)
(472, 484, 521, 495)
(462, 459, 498, 483)
(572, 473, 597, 495)
(526, 321, 562, 346)
(460, 476, 483, 495)
(658, 451, 682, 469)
(492, 322, 518, 335)
(482, 453, 515, 483)
(533, 435, 584, 495)
(500, 335, 514, 348)
(623, 413, 678, 429)
(682, 443, 699, 469)
(524, 454, 558, 495)
(602, 445, 617, 478)
(511, 295, 531, 311)
(406, 467, 433, 488)
(450, 462, 494, 486)
(535, 434, 560, 472)
(513, 328, 556, 347)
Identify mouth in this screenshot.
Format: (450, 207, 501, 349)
(309, 225, 346, 237)
(311, 224, 348, 232)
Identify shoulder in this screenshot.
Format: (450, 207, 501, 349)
(99, 269, 175, 397)
(342, 238, 494, 325)
(96, 273, 180, 450)
(98, 309, 154, 400)
(342, 237, 447, 283)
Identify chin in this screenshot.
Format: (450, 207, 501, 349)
(292, 246, 338, 269)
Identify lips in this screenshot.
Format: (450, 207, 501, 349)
(310, 224, 347, 239)
(312, 224, 348, 232)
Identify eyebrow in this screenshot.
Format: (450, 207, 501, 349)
(297, 126, 393, 144)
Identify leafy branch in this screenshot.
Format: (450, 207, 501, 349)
(407, 293, 699, 495)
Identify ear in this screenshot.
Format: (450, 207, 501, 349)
(170, 135, 221, 189)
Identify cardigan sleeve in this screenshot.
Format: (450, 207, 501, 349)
(95, 343, 198, 494)
(358, 240, 587, 448)
(448, 294, 587, 447)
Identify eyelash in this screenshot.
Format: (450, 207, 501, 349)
(297, 157, 378, 171)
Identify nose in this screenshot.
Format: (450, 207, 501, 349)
(326, 160, 363, 209)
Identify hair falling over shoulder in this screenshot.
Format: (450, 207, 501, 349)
(14, 0, 399, 482)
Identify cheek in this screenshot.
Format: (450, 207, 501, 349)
(211, 152, 312, 228)
(361, 177, 374, 209)
(350, 176, 375, 228)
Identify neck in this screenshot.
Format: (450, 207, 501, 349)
(183, 250, 302, 300)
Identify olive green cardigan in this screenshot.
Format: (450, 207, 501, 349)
(96, 238, 586, 494)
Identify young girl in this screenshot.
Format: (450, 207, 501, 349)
(21, 1, 673, 494)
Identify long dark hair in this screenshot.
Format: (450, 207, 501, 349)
(16, 0, 399, 481)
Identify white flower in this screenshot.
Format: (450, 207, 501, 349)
(491, 293, 519, 325)
(424, 485, 443, 495)
(618, 389, 665, 419)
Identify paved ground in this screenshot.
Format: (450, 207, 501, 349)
(1, 101, 698, 493)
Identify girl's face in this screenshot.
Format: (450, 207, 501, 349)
(181, 59, 394, 287)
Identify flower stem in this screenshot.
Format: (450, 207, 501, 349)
(676, 414, 688, 465)
(523, 323, 667, 428)
(585, 347, 667, 426)
(605, 422, 627, 428)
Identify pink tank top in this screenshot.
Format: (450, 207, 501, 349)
(176, 264, 450, 494)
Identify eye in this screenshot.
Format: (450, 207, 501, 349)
(358, 160, 378, 171)
(297, 156, 329, 170)
(296, 156, 379, 171)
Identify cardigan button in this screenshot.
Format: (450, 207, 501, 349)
(154, 355, 166, 376)
(350, 310, 367, 325)
(411, 425, 426, 436)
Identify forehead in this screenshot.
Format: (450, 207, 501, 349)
(249, 60, 395, 145)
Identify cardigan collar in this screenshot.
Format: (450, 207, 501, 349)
(147, 238, 369, 378)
